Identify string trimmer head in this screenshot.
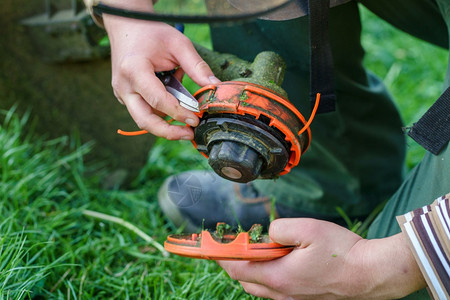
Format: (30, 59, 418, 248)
(192, 81, 312, 183)
(191, 46, 319, 183)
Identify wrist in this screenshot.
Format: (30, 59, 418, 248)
(360, 233, 426, 299)
(84, 0, 155, 27)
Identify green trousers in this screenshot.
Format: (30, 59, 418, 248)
(211, 1, 409, 219)
(365, 0, 449, 243)
(210, 0, 449, 298)
(367, 0, 450, 298)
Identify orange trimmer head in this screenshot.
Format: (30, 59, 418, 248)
(164, 224, 293, 261)
(192, 81, 319, 183)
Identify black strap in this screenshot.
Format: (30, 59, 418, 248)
(307, 0, 336, 113)
(408, 87, 450, 155)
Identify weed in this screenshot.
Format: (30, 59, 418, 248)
(248, 224, 263, 243)
(214, 222, 232, 240)
(239, 92, 249, 101)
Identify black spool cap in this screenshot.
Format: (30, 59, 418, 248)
(194, 114, 290, 183)
(208, 141, 263, 183)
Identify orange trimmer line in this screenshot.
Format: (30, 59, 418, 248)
(118, 94, 320, 137)
(117, 129, 148, 136)
(117, 118, 176, 136)
(298, 93, 320, 136)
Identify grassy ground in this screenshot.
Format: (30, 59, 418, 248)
(0, 108, 245, 299)
(0, 5, 448, 299)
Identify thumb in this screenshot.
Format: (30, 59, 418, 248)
(269, 218, 330, 247)
(176, 42, 220, 87)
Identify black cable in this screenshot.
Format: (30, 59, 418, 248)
(93, 1, 294, 24)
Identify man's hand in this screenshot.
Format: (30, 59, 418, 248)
(218, 218, 426, 299)
(103, 5, 218, 140)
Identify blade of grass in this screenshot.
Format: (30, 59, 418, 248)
(82, 209, 168, 257)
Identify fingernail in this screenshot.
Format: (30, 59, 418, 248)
(181, 135, 192, 140)
(185, 118, 197, 127)
(209, 75, 221, 84)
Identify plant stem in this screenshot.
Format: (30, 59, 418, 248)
(82, 209, 169, 257)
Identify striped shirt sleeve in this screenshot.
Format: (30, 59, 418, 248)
(397, 193, 450, 300)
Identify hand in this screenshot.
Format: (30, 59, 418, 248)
(218, 218, 425, 299)
(103, 5, 219, 140)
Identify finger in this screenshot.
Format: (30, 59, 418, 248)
(269, 218, 346, 247)
(218, 261, 257, 283)
(133, 67, 200, 127)
(218, 260, 281, 286)
(173, 68, 185, 82)
(173, 39, 220, 86)
(123, 93, 194, 140)
(239, 281, 285, 299)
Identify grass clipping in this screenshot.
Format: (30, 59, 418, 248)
(82, 209, 168, 257)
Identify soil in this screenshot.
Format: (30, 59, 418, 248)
(0, 0, 155, 187)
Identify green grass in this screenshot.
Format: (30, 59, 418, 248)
(0, 108, 252, 299)
(1, 5, 448, 298)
